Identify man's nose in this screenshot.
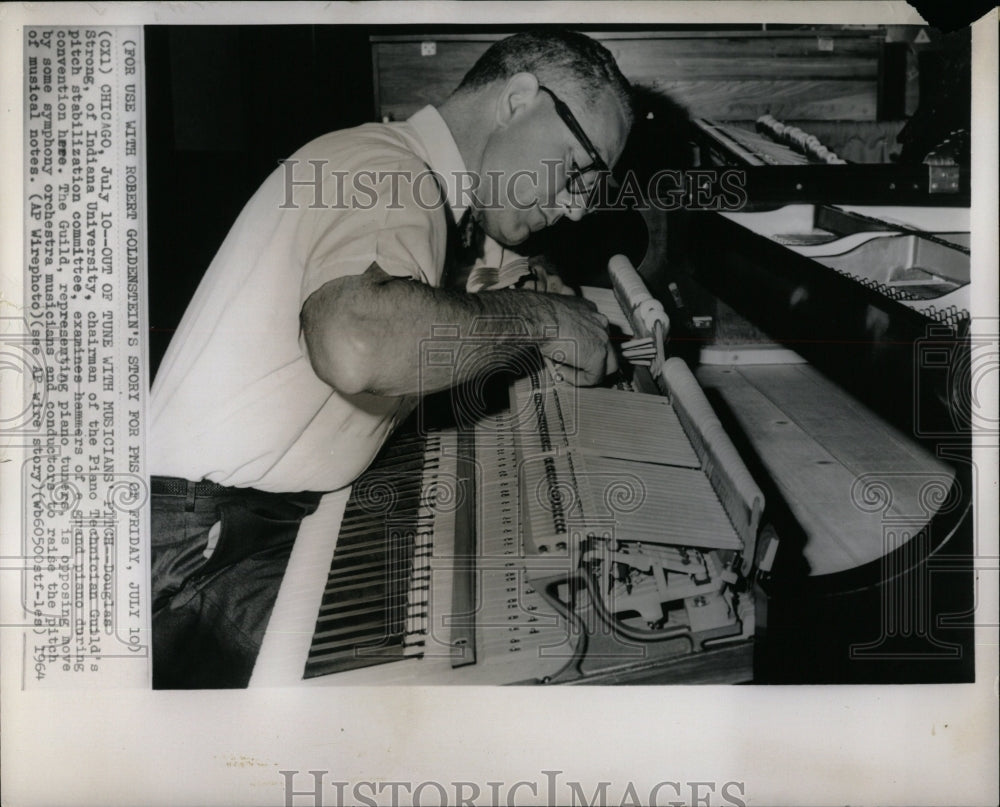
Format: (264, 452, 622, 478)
(551, 188, 589, 223)
(540, 204, 564, 228)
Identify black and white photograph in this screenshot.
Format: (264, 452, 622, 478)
(142, 18, 979, 690)
(1, 2, 997, 806)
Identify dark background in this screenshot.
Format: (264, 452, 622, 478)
(145, 26, 375, 376)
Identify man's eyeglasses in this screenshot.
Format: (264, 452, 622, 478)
(537, 85, 609, 196)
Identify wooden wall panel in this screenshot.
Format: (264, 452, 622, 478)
(646, 79, 878, 120)
(373, 39, 491, 120)
(373, 31, 884, 122)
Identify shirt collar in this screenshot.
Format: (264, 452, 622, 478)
(407, 105, 470, 224)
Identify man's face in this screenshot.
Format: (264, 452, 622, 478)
(473, 83, 629, 246)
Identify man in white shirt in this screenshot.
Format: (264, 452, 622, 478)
(149, 30, 633, 687)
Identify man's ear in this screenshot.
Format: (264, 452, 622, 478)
(495, 72, 540, 128)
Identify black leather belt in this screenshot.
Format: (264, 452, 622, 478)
(150, 476, 234, 498)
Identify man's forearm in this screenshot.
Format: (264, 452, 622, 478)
(301, 263, 612, 397)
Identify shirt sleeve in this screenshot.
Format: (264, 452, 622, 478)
(297, 152, 450, 306)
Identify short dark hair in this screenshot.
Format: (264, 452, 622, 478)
(455, 31, 633, 127)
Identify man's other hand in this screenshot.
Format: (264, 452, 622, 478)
(541, 294, 617, 386)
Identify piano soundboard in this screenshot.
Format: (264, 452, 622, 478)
(250, 258, 763, 686)
(716, 203, 970, 327)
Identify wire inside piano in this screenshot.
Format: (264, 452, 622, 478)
(253, 257, 764, 686)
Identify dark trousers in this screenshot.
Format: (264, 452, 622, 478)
(151, 477, 321, 689)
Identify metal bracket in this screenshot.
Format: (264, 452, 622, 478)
(927, 164, 960, 194)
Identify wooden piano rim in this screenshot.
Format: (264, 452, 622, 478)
(761, 466, 972, 598)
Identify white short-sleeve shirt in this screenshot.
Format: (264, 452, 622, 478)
(150, 107, 472, 492)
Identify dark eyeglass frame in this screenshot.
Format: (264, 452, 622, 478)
(537, 85, 610, 196)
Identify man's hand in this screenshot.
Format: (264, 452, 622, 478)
(540, 294, 618, 385)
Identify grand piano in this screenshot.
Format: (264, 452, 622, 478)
(248, 27, 976, 686)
